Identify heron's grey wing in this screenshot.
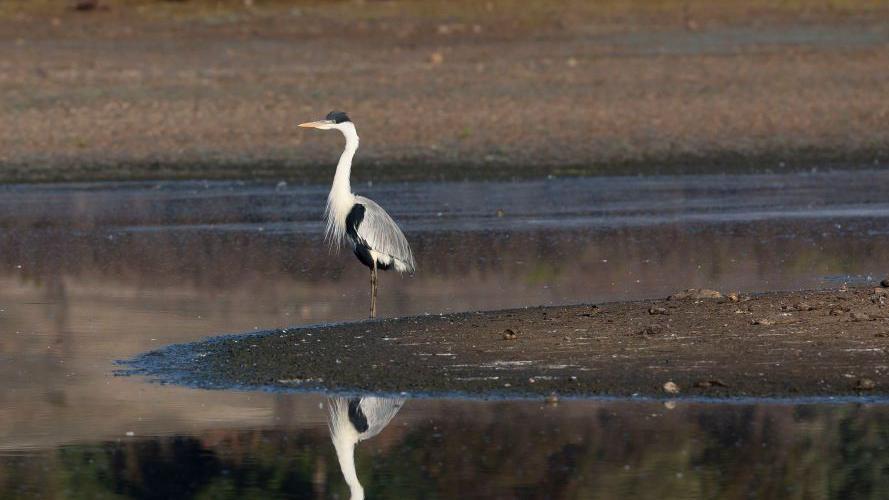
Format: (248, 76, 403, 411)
(354, 195, 416, 273)
(326, 396, 405, 442)
(356, 397, 405, 441)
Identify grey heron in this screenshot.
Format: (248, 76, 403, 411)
(327, 396, 405, 500)
(300, 111, 416, 318)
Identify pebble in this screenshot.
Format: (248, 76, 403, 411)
(578, 305, 600, 317)
(752, 318, 774, 326)
(850, 312, 871, 322)
(881, 279, 889, 288)
(502, 328, 517, 340)
(74, 0, 100, 11)
(663, 381, 680, 394)
(694, 379, 728, 389)
(638, 324, 664, 335)
(648, 306, 668, 315)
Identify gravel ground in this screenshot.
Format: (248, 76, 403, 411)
(123, 286, 889, 399)
(1, 1, 888, 182)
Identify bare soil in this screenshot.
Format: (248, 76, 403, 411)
(126, 286, 889, 399)
(1, 1, 888, 183)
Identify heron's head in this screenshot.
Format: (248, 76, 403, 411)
(299, 111, 352, 131)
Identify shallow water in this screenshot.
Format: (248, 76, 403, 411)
(2, 170, 889, 498)
(5, 398, 889, 499)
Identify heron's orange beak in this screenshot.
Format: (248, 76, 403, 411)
(298, 120, 334, 129)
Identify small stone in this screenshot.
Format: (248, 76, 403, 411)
(648, 306, 668, 315)
(851, 312, 871, 322)
(638, 324, 664, 336)
(694, 379, 728, 389)
(502, 328, 517, 340)
(495, 208, 505, 217)
(881, 278, 889, 288)
(74, 0, 99, 11)
(793, 302, 815, 311)
(663, 400, 677, 410)
(429, 52, 444, 65)
(752, 318, 774, 326)
(668, 289, 722, 301)
(854, 378, 876, 390)
(545, 392, 559, 405)
(578, 305, 599, 317)
(726, 292, 740, 302)
(663, 381, 680, 394)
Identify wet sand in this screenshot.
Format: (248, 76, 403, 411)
(125, 286, 889, 399)
(1, 1, 888, 182)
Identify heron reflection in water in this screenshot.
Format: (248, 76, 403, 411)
(327, 396, 405, 500)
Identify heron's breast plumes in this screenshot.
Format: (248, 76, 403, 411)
(324, 189, 355, 250)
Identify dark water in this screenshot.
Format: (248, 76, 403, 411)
(2, 171, 889, 499)
(6, 398, 889, 499)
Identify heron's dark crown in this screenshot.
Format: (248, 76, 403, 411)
(326, 111, 351, 124)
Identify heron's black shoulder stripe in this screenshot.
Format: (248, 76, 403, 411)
(348, 398, 369, 433)
(326, 110, 351, 124)
(345, 203, 365, 241)
(346, 202, 394, 271)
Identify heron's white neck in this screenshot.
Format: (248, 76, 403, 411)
(333, 438, 365, 500)
(328, 398, 365, 500)
(325, 122, 359, 247)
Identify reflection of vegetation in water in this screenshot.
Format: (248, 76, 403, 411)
(524, 262, 562, 286)
(783, 246, 860, 278)
(2, 403, 887, 499)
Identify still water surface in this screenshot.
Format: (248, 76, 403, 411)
(1, 171, 889, 498)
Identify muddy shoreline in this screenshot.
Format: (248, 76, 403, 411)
(3, 151, 884, 185)
(122, 286, 889, 399)
(2, 2, 888, 183)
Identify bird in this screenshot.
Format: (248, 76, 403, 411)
(299, 111, 416, 318)
(327, 396, 405, 500)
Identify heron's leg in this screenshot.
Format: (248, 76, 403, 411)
(370, 261, 378, 319)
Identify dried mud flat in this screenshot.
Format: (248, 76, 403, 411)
(125, 286, 889, 399)
(1, 1, 889, 183)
